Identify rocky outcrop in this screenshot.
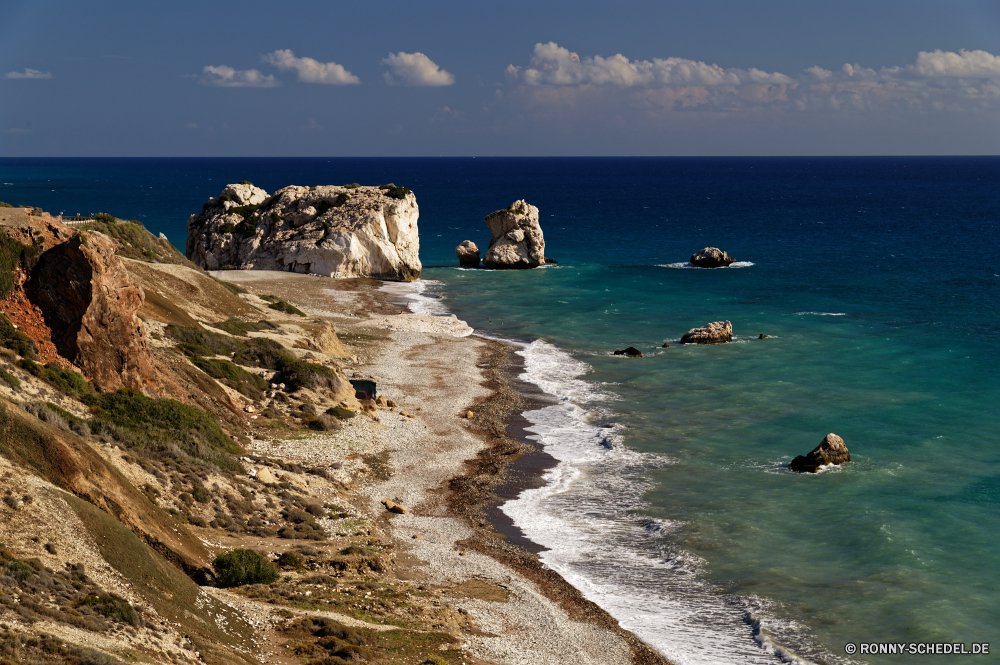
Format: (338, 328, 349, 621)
(483, 201, 545, 269)
(27, 232, 160, 393)
(456, 240, 480, 267)
(187, 183, 421, 281)
(690, 247, 736, 268)
(790, 433, 851, 473)
(614, 347, 643, 357)
(680, 321, 733, 344)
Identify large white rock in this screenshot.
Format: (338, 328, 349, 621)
(187, 184, 421, 281)
(482, 200, 545, 269)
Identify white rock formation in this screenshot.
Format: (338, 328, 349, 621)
(456, 240, 480, 267)
(680, 320, 733, 344)
(483, 200, 545, 269)
(186, 184, 421, 281)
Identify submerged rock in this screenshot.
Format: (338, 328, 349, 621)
(790, 433, 851, 473)
(186, 183, 421, 281)
(613, 347, 644, 358)
(456, 240, 480, 267)
(680, 321, 733, 344)
(483, 200, 545, 269)
(690, 247, 737, 268)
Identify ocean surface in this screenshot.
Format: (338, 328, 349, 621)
(3, 157, 998, 664)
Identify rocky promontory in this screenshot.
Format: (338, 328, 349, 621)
(187, 182, 421, 281)
(483, 200, 546, 269)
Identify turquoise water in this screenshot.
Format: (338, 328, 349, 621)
(3, 157, 998, 663)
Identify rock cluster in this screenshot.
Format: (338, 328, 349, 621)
(483, 200, 546, 269)
(455, 240, 481, 267)
(690, 247, 737, 268)
(680, 321, 733, 344)
(186, 183, 421, 281)
(790, 433, 851, 473)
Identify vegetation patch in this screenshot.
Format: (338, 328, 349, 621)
(213, 548, 279, 587)
(75, 216, 189, 265)
(379, 184, 412, 200)
(164, 324, 246, 357)
(0, 201, 14, 208)
(208, 317, 278, 337)
(16, 359, 91, 398)
(84, 389, 243, 474)
(325, 406, 356, 420)
(215, 278, 248, 295)
(0, 312, 39, 359)
(261, 295, 306, 317)
(190, 357, 269, 400)
(0, 630, 125, 665)
(0, 230, 41, 297)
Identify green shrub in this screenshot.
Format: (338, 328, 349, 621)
(343, 183, 361, 189)
(228, 204, 260, 220)
(219, 194, 232, 203)
(230, 338, 288, 370)
(379, 184, 411, 200)
(220, 222, 237, 234)
(213, 549, 278, 587)
(191, 357, 268, 400)
(76, 217, 189, 265)
(279, 358, 341, 392)
(208, 318, 277, 336)
(164, 324, 247, 357)
(84, 390, 243, 473)
(0, 313, 39, 359)
(79, 596, 143, 627)
(0, 231, 38, 298)
(238, 180, 253, 186)
(0, 202, 14, 208)
(266, 299, 306, 317)
(325, 406, 355, 420)
(92, 213, 116, 223)
(277, 551, 305, 569)
(16, 359, 90, 397)
(0, 368, 20, 389)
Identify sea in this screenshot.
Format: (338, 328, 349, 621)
(2, 157, 998, 664)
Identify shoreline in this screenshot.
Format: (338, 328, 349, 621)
(215, 269, 674, 664)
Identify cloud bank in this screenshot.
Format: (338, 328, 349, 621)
(202, 65, 278, 88)
(505, 43, 1000, 113)
(382, 52, 454, 86)
(263, 49, 360, 85)
(4, 69, 51, 80)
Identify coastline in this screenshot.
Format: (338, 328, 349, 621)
(215, 270, 674, 664)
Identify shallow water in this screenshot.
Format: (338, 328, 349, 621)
(3, 157, 998, 663)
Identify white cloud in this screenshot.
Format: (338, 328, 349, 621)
(914, 49, 1000, 78)
(4, 69, 51, 80)
(504, 44, 1000, 114)
(382, 52, 454, 86)
(263, 50, 359, 85)
(201, 65, 278, 88)
(511, 42, 793, 87)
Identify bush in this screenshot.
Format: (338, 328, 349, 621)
(267, 299, 306, 317)
(75, 217, 187, 265)
(0, 230, 41, 298)
(228, 204, 260, 219)
(220, 222, 237, 234)
(0, 313, 38, 359)
(343, 183, 360, 189)
(92, 213, 115, 223)
(238, 180, 254, 186)
(16, 359, 90, 397)
(214, 279, 248, 295)
(277, 551, 305, 569)
(0, 368, 20, 389)
(191, 357, 269, 400)
(208, 318, 277, 337)
(79, 596, 142, 627)
(379, 184, 411, 200)
(325, 406, 355, 420)
(164, 324, 247, 357)
(0, 202, 13, 208)
(213, 549, 278, 587)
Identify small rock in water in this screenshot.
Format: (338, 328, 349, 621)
(681, 321, 733, 344)
(662, 343, 669, 348)
(759, 334, 769, 339)
(690, 247, 737, 268)
(613, 347, 643, 358)
(456, 240, 481, 267)
(789, 433, 851, 473)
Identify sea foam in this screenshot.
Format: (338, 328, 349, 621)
(658, 261, 755, 269)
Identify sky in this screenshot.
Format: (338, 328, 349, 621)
(1, 0, 999, 156)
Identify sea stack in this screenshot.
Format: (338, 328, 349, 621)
(456, 240, 480, 267)
(789, 433, 851, 473)
(614, 347, 644, 357)
(680, 321, 733, 344)
(186, 182, 421, 281)
(690, 247, 737, 268)
(483, 200, 546, 269)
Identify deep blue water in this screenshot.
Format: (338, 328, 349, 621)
(2, 157, 999, 664)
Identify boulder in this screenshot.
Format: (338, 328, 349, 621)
(456, 240, 480, 267)
(27, 232, 161, 393)
(759, 334, 769, 339)
(790, 433, 851, 473)
(482, 200, 545, 269)
(680, 321, 733, 344)
(690, 247, 737, 268)
(309, 321, 348, 358)
(187, 184, 421, 281)
(613, 347, 644, 358)
(256, 467, 276, 484)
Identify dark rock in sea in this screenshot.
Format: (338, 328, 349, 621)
(613, 347, 644, 358)
(680, 321, 733, 344)
(544, 257, 558, 265)
(456, 240, 480, 267)
(759, 334, 769, 339)
(690, 247, 737, 268)
(662, 342, 669, 348)
(789, 433, 851, 473)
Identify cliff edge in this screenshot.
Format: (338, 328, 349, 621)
(186, 182, 421, 281)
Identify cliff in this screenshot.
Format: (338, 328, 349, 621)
(186, 182, 422, 281)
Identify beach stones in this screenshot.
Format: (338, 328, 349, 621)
(456, 240, 481, 267)
(614, 347, 644, 357)
(789, 433, 851, 473)
(482, 200, 546, 269)
(680, 321, 733, 344)
(381, 499, 408, 514)
(690, 247, 737, 268)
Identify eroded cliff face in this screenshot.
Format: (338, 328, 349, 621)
(186, 183, 421, 281)
(27, 232, 160, 393)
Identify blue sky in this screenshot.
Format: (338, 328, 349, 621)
(2, 0, 999, 156)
